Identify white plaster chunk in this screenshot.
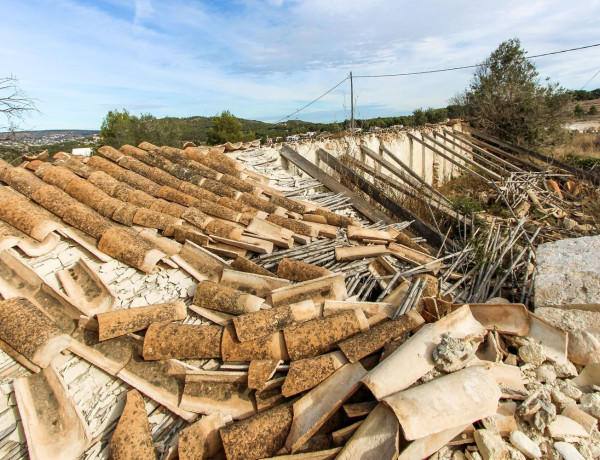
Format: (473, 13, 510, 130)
(60, 361, 91, 386)
(129, 272, 144, 284)
(129, 297, 147, 308)
(119, 289, 136, 301)
(117, 279, 134, 292)
(519, 341, 547, 366)
(168, 269, 191, 285)
(0, 383, 13, 395)
(554, 441, 586, 460)
(157, 276, 168, 288)
(115, 267, 137, 283)
(144, 290, 166, 305)
(568, 330, 600, 366)
(36, 257, 62, 277)
(57, 247, 83, 267)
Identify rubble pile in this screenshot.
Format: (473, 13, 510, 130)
(0, 134, 598, 460)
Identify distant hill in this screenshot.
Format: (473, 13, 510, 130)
(2, 129, 99, 141)
(166, 115, 335, 144)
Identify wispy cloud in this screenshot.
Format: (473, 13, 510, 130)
(134, 0, 154, 25)
(1, 0, 599, 129)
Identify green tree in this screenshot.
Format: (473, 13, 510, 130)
(99, 109, 182, 148)
(424, 107, 448, 123)
(412, 108, 427, 126)
(570, 88, 600, 100)
(446, 103, 467, 119)
(589, 105, 598, 115)
(574, 104, 585, 117)
(451, 38, 571, 147)
(205, 110, 255, 145)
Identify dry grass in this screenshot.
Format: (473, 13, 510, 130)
(555, 132, 600, 158)
(568, 97, 600, 115)
(549, 132, 600, 173)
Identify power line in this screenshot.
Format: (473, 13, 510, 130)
(580, 66, 600, 90)
(274, 42, 600, 122)
(276, 77, 348, 123)
(354, 43, 600, 78)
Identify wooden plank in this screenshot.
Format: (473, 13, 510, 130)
(464, 126, 600, 185)
(381, 145, 439, 197)
(451, 132, 544, 172)
(360, 145, 449, 204)
(407, 133, 494, 186)
(439, 129, 524, 172)
(423, 132, 512, 177)
(279, 145, 393, 224)
(316, 148, 446, 248)
(345, 155, 464, 224)
(419, 133, 503, 181)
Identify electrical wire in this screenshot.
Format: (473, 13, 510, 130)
(274, 42, 600, 122)
(354, 43, 600, 78)
(276, 77, 348, 123)
(580, 66, 600, 90)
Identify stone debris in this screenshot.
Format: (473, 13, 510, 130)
(509, 430, 542, 458)
(0, 133, 598, 460)
(433, 333, 480, 373)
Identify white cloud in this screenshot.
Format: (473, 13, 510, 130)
(1, 0, 599, 129)
(134, 0, 154, 25)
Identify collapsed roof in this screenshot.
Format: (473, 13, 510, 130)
(0, 126, 598, 459)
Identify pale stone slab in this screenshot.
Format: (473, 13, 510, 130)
(534, 236, 600, 310)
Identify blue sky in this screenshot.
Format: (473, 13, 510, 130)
(2, 0, 600, 130)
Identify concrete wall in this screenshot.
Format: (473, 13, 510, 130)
(271, 123, 471, 189)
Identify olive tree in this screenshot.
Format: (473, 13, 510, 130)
(99, 109, 182, 148)
(452, 38, 571, 147)
(205, 110, 254, 145)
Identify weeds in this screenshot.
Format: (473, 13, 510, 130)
(449, 196, 482, 214)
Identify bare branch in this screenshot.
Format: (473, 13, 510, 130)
(0, 75, 38, 133)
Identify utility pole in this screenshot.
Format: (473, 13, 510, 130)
(349, 71, 354, 134)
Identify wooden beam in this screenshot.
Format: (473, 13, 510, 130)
(464, 126, 600, 185)
(381, 145, 441, 198)
(451, 132, 544, 172)
(419, 133, 503, 181)
(279, 145, 393, 224)
(362, 145, 449, 204)
(360, 146, 424, 189)
(345, 154, 464, 225)
(316, 148, 447, 247)
(407, 133, 495, 186)
(425, 132, 514, 176)
(439, 129, 524, 172)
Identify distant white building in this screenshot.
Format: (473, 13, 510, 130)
(71, 147, 92, 157)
